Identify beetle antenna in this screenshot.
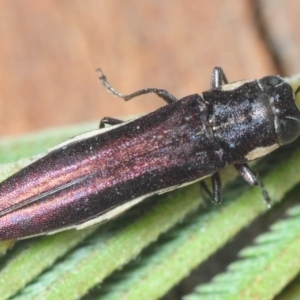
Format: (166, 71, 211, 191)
(96, 68, 178, 104)
(96, 68, 125, 99)
(295, 85, 300, 96)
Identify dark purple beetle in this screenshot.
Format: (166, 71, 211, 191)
(0, 67, 299, 241)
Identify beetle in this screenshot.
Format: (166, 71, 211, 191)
(0, 67, 299, 241)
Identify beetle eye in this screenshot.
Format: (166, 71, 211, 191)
(277, 116, 300, 145)
(260, 76, 283, 88)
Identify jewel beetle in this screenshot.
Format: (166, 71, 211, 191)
(0, 67, 299, 241)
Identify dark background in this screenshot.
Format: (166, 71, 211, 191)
(0, 1, 299, 137)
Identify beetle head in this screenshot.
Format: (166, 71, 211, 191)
(259, 76, 300, 145)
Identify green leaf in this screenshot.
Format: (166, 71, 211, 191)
(185, 202, 300, 300)
(0, 73, 300, 300)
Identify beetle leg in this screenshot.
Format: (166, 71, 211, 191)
(259, 180, 271, 207)
(97, 68, 178, 104)
(211, 67, 229, 88)
(211, 172, 222, 204)
(200, 173, 222, 204)
(234, 163, 271, 206)
(199, 180, 213, 198)
(234, 163, 258, 186)
(199, 181, 216, 207)
(99, 117, 124, 129)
